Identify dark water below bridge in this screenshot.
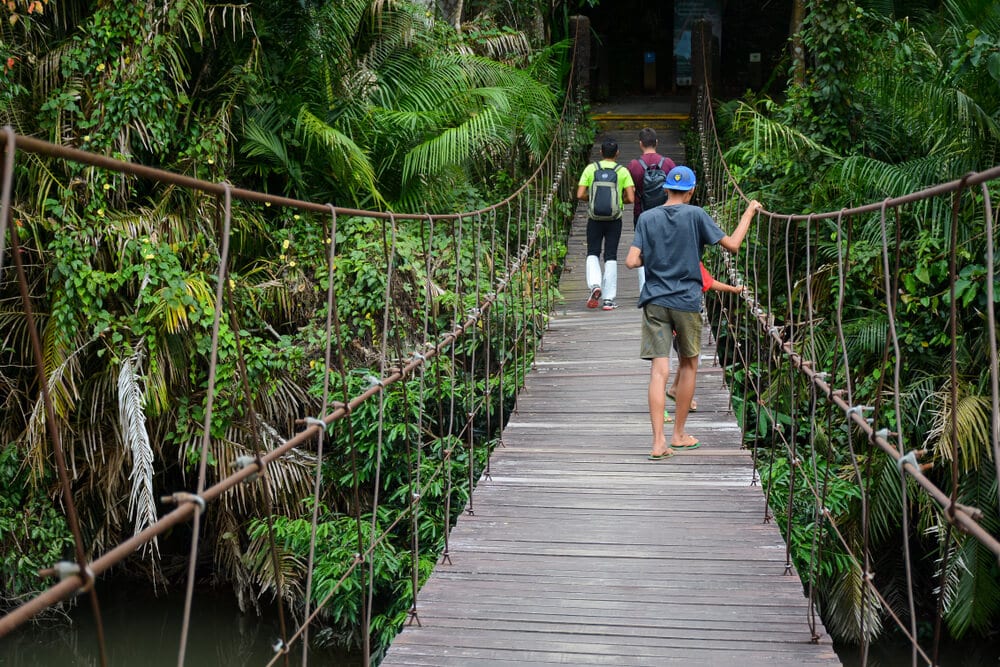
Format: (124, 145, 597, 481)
(837, 638, 1000, 666)
(0, 587, 362, 666)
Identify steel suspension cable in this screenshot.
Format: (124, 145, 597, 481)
(483, 207, 498, 480)
(878, 198, 919, 666)
(223, 280, 291, 667)
(0, 127, 13, 273)
(178, 183, 234, 667)
(299, 204, 341, 666)
(803, 213, 825, 643)
(6, 186, 111, 667)
(984, 183, 1000, 542)
(465, 213, 482, 517)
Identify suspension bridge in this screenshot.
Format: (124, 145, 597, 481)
(379, 121, 840, 666)
(2, 18, 999, 667)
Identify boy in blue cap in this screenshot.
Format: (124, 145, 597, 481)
(626, 165, 761, 460)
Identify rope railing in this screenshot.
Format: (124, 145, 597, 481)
(0, 30, 586, 667)
(695, 72, 1000, 665)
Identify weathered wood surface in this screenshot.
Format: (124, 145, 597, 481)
(381, 129, 840, 666)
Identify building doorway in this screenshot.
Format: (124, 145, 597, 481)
(579, 0, 792, 101)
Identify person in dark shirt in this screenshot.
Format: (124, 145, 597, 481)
(627, 128, 676, 295)
(626, 165, 760, 460)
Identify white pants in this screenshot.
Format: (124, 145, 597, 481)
(586, 255, 617, 302)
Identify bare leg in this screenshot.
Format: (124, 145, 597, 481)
(648, 357, 674, 457)
(671, 355, 700, 447)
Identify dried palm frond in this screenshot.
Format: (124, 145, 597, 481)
(462, 29, 530, 64)
(117, 348, 159, 558)
(24, 330, 90, 481)
(242, 523, 305, 611)
(178, 422, 315, 518)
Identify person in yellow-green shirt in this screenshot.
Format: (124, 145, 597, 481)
(576, 138, 635, 310)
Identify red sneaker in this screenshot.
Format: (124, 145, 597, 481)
(586, 286, 601, 309)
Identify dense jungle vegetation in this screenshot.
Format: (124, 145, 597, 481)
(716, 0, 1000, 653)
(3, 0, 1000, 660)
(0, 0, 582, 658)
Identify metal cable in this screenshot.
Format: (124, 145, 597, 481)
(178, 183, 234, 667)
(984, 183, 1000, 542)
(223, 280, 291, 667)
(299, 204, 341, 666)
(0, 126, 14, 274)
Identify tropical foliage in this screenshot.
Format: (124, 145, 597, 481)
(718, 0, 1000, 648)
(0, 0, 579, 656)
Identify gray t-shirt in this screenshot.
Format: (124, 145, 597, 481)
(633, 203, 725, 311)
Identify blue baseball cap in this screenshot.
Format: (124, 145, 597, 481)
(664, 165, 696, 191)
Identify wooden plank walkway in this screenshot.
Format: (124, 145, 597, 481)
(381, 133, 841, 666)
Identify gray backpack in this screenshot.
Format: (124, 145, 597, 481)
(587, 162, 624, 221)
(639, 158, 668, 210)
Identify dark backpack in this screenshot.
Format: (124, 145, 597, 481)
(587, 162, 624, 221)
(639, 157, 668, 210)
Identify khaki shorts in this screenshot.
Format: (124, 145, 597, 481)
(640, 304, 702, 360)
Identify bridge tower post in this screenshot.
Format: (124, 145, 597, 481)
(690, 17, 716, 117)
(570, 15, 590, 104)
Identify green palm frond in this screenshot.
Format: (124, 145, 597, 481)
(863, 455, 905, 546)
(900, 373, 940, 439)
(729, 102, 839, 162)
(821, 557, 885, 643)
(402, 106, 502, 184)
(241, 110, 305, 193)
(382, 56, 471, 115)
(144, 273, 215, 335)
(941, 0, 1000, 50)
(357, 7, 425, 74)
(296, 107, 384, 207)
(525, 39, 570, 89)
(367, 107, 440, 140)
(842, 312, 888, 358)
(308, 0, 371, 65)
(927, 380, 993, 473)
(117, 348, 159, 556)
(142, 338, 172, 418)
(832, 153, 958, 207)
(945, 532, 1000, 638)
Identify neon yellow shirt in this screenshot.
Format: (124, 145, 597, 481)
(578, 160, 634, 203)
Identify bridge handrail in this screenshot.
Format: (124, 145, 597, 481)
(695, 55, 999, 660)
(0, 23, 587, 667)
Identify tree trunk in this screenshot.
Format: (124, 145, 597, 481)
(790, 0, 806, 86)
(439, 0, 464, 29)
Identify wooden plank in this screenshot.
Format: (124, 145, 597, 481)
(381, 132, 840, 666)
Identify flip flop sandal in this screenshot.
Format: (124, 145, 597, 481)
(671, 438, 701, 450)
